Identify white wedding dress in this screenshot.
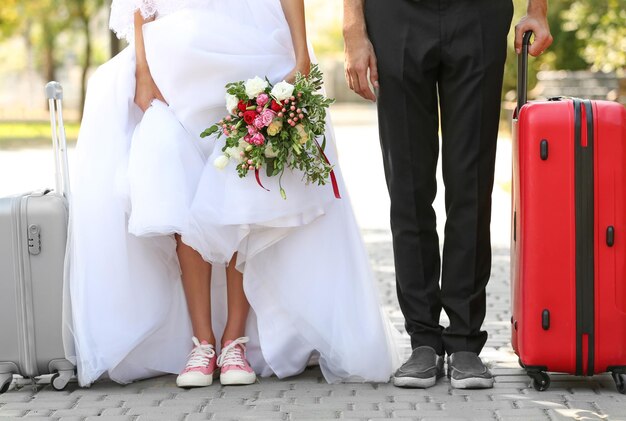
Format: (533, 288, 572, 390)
(64, 0, 400, 387)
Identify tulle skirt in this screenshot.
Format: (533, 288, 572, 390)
(64, 0, 400, 387)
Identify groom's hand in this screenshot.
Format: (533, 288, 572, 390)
(344, 31, 379, 102)
(515, 0, 553, 57)
(343, 0, 378, 103)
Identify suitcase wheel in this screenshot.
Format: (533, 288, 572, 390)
(0, 374, 12, 394)
(529, 371, 551, 392)
(50, 371, 72, 391)
(613, 372, 626, 395)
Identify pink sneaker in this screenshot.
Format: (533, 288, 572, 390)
(176, 337, 217, 388)
(217, 337, 257, 385)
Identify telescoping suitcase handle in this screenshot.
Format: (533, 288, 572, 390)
(45, 81, 71, 200)
(517, 31, 533, 113)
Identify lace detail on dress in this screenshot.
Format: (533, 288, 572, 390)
(109, 0, 158, 40)
(139, 0, 158, 17)
(110, 0, 208, 40)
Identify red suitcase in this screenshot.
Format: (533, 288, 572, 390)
(511, 32, 626, 393)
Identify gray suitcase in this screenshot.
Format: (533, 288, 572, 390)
(0, 82, 74, 393)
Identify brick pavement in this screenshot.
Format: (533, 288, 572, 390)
(2, 230, 626, 420)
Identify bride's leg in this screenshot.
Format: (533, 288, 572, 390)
(175, 235, 218, 388)
(219, 253, 256, 385)
(175, 234, 215, 345)
(222, 253, 250, 343)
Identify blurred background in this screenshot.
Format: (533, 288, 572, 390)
(0, 0, 624, 128)
(0, 0, 624, 245)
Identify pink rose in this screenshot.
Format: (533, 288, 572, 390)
(261, 110, 276, 127)
(253, 115, 265, 130)
(256, 93, 270, 107)
(244, 134, 253, 144)
(248, 125, 258, 135)
(251, 132, 265, 146)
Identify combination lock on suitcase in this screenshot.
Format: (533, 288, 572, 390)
(0, 82, 75, 393)
(511, 32, 626, 394)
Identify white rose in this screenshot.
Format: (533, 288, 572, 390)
(225, 146, 244, 162)
(271, 81, 295, 102)
(264, 144, 279, 158)
(225, 93, 239, 114)
(213, 155, 230, 170)
(245, 76, 269, 99)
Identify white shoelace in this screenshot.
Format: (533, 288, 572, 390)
(185, 336, 216, 368)
(217, 337, 250, 368)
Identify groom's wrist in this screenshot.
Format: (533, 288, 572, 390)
(343, 0, 368, 41)
(526, 0, 548, 17)
(343, 24, 368, 44)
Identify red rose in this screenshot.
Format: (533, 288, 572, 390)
(243, 111, 257, 125)
(270, 100, 282, 112)
(238, 100, 248, 112)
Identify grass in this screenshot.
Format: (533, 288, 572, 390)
(0, 121, 79, 150)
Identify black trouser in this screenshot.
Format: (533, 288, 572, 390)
(365, 0, 513, 355)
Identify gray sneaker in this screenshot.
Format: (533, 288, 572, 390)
(393, 346, 444, 388)
(447, 352, 494, 389)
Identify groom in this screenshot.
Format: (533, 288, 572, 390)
(344, 0, 551, 388)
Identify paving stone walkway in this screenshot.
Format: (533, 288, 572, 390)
(1, 231, 626, 421)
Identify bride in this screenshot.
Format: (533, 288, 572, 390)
(64, 0, 400, 387)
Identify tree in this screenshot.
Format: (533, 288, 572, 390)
(0, 0, 71, 83)
(108, 0, 123, 57)
(66, 0, 105, 117)
(0, 0, 20, 39)
(562, 0, 626, 72)
(539, 0, 588, 71)
(28, 0, 72, 83)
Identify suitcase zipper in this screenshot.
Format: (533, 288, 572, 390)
(574, 99, 596, 376)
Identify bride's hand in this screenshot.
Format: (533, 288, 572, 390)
(284, 58, 312, 84)
(134, 68, 166, 112)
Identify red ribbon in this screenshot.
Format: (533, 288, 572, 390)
(254, 168, 270, 191)
(315, 140, 341, 199)
(253, 144, 341, 200)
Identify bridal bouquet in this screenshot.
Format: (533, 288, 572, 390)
(201, 64, 339, 199)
